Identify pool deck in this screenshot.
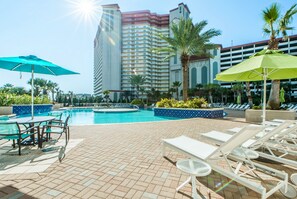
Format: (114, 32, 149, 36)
(0, 118, 294, 198)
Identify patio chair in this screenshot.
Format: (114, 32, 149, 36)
(48, 111, 63, 125)
(0, 122, 39, 155)
(201, 120, 297, 168)
(41, 115, 70, 146)
(162, 125, 289, 199)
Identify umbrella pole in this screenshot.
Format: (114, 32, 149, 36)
(262, 68, 267, 125)
(31, 65, 34, 119)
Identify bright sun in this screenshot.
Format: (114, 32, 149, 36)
(67, 0, 102, 25)
(78, 0, 95, 16)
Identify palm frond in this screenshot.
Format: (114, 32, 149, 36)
(279, 4, 297, 38)
(262, 3, 280, 23)
(263, 27, 271, 35)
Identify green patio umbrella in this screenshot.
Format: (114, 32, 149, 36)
(216, 49, 297, 123)
(0, 55, 79, 118)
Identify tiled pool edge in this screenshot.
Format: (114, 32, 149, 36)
(154, 107, 224, 118)
(13, 104, 53, 115)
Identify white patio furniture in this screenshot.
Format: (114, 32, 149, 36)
(176, 159, 211, 199)
(162, 124, 289, 199)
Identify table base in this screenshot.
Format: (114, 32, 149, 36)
(177, 176, 201, 199)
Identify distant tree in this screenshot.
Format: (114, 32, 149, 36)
(103, 90, 111, 106)
(139, 87, 146, 102)
(129, 75, 146, 99)
(232, 83, 244, 104)
(3, 83, 13, 89)
(204, 84, 220, 106)
(219, 87, 228, 104)
(28, 78, 47, 97)
(47, 80, 58, 102)
(68, 91, 74, 106)
(245, 82, 253, 107)
(172, 81, 181, 100)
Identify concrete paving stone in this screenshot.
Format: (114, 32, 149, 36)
(47, 189, 61, 197)
(143, 192, 158, 199)
(124, 188, 137, 198)
(64, 187, 81, 195)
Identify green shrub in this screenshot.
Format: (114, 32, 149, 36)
(252, 105, 262, 110)
(0, 92, 14, 106)
(156, 98, 177, 108)
(156, 98, 208, 109)
(131, 99, 144, 106)
(0, 92, 51, 106)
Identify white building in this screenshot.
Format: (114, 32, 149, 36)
(94, 4, 122, 100)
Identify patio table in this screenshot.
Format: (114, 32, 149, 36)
(8, 116, 55, 148)
(176, 159, 211, 199)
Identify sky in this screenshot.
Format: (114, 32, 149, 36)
(0, 0, 296, 94)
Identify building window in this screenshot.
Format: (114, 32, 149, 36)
(201, 66, 207, 85)
(191, 68, 197, 88)
(174, 53, 177, 64)
(179, 7, 181, 13)
(213, 62, 218, 84)
(213, 49, 217, 56)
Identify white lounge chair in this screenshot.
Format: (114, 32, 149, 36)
(201, 121, 297, 169)
(162, 125, 289, 199)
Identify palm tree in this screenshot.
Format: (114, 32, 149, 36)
(139, 87, 146, 102)
(129, 75, 146, 99)
(204, 84, 220, 106)
(28, 78, 47, 97)
(103, 90, 112, 107)
(68, 91, 74, 106)
(158, 18, 221, 101)
(245, 82, 253, 107)
(172, 81, 181, 100)
(46, 80, 58, 102)
(262, 3, 297, 109)
(232, 83, 243, 104)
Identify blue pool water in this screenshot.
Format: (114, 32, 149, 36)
(21, 109, 181, 125)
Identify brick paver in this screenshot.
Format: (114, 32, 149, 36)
(0, 118, 295, 198)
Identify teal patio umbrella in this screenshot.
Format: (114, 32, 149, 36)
(216, 49, 297, 123)
(0, 55, 79, 118)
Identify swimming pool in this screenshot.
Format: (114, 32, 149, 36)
(22, 109, 181, 125)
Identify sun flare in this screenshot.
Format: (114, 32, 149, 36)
(67, 0, 102, 25)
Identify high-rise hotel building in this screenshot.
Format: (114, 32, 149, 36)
(94, 3, 219, 99)
(94, 4, 122, 99)
(121, 10, 169, 93)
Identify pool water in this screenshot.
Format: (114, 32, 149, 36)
(22, 109, 181, 125)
